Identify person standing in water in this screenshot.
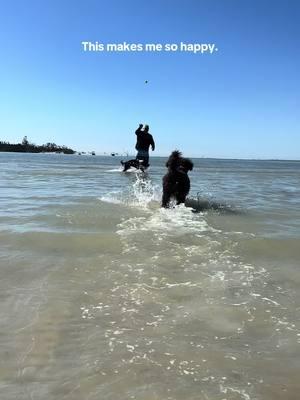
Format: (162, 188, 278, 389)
(135, 124, 155, 168)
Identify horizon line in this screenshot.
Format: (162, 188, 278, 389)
(1, 151, 299, 162)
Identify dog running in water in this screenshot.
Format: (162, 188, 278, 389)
(120, 159, 148, 172)
(162, 150, 193, 207)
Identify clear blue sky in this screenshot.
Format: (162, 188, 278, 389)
(0, 0, 299, 159)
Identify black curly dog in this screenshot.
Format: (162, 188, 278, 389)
(162, 150, 193, 207)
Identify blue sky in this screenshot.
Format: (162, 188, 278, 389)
(0, 0, 299, 158)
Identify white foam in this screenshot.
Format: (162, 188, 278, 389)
(99, 192, 123, 204)
(106, 168, 123, 172)
(100, 172, 161, 209)
(117, 204, 212, 238)
(102, 172, 216, 239)
(129, 173, 161, 208)
(220, 385, 251, 400)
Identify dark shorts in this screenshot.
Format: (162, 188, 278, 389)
(136, 150, 149, 167)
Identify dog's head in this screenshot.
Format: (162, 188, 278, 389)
(179, 157, 193, 172)
(166, 150, 182, 169)
(166, 150, 193, 173)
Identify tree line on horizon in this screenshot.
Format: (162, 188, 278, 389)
(0, 136, 75, 154)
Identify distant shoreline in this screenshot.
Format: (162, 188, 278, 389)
(0, 137, 75, 155)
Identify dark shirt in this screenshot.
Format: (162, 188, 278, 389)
(135, 128, 155, 152)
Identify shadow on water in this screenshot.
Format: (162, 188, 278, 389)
(185, 194, 243, 214)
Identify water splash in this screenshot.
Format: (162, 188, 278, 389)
(130, 172, 161, 208)
(100, 171, 161, 209)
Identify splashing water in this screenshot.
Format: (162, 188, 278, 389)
(130, 171, 161, 208)
(101, 170, 161, 209)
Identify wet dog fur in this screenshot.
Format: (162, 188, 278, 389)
(162, 150, 193, 207)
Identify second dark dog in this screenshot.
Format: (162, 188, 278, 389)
(162, 150, 193, 207)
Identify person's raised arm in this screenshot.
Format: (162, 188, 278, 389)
(135, 124, 143, 135)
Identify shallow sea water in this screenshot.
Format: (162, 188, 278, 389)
(0, 153, 299, 399)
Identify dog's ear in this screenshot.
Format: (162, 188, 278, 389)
(184, 158, 193, 171)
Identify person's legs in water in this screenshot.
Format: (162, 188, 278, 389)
(136, 150, 149, 169)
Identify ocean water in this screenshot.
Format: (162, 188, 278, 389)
(0, 153, 299, 400)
